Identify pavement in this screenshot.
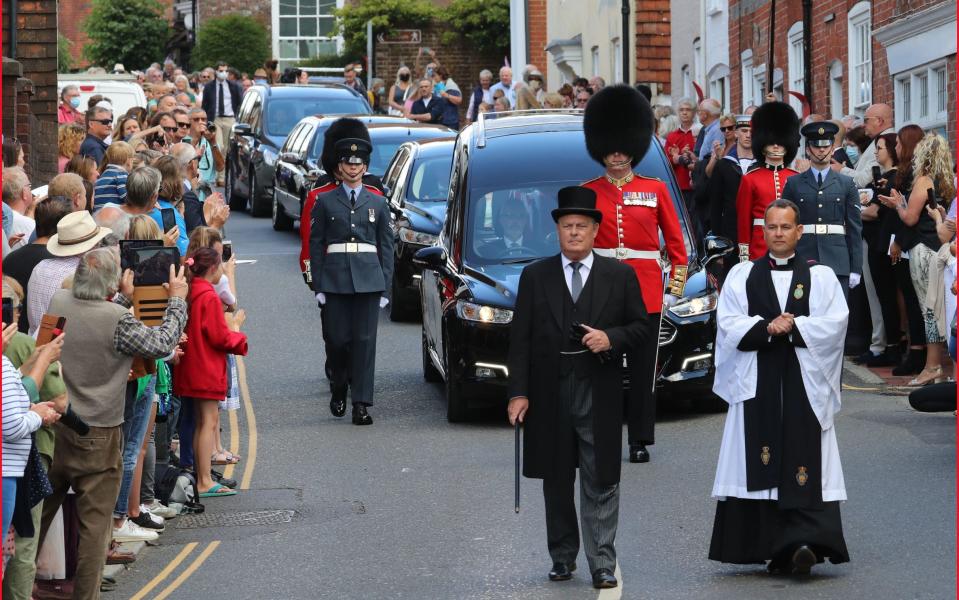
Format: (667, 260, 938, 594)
(95, 211, 954, 600)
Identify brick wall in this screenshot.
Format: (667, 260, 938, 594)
(2, 0, 57, 118)
(729, 0, 804, 111)
(527, 0, 548, 83)
(2, 58, 58, 185)
(59, 0, 176, 70)
(635, 0, 671, 93)
(374, 20, 506, 123)
(197, 0, 271, 39)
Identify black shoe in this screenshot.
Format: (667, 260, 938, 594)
(865, 348, 901, 368)
(766, 557, 790, 574)
(591, 568, 617, 589)
(330, 383, 347, 417)
(211, 469, 237, 489)
(629, 444, 650, 463)
(790, 544, 817, 575)
(352, 404, 373, 426)
(130, 512, 164, 531)
(892, 349, 926, 376)
(548, 561, 576, 581)
(852, 350, 878, 364)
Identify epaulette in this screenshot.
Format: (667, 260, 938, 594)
(634, 174, 664, 183)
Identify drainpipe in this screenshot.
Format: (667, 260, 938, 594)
(622, 0, 630, 83)
(802, 0, 813, 112)
(766, 0, 776, 95)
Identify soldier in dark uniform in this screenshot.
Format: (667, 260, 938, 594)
(309, 137, 394, 425)
(781, 121, 863, 297)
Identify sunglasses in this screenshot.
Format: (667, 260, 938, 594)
(720, 126, 735, 132)
(92, 119, 113, 126)
(162, 126, 178, 133)
(176, 121, 190, 128)
(191, 117, 206, 122)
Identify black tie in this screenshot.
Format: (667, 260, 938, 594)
(218, 82, 225, 117)
(350, 190, 356, 208)
(817, 172, 824, 187)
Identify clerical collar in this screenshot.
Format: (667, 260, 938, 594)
(605, 171, 634, 188)
(768, 253, 796, 270)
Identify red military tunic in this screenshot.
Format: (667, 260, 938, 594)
(299, 181, 382, 287)
(735, 164, 798, 260)
(583, 174, 688, 313)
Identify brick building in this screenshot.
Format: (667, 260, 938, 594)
(58, 0, 177, 70)
(2, 0, 59, 184)
(728, 0, 955, 150)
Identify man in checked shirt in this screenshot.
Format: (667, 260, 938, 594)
(37, 248, 188, 600)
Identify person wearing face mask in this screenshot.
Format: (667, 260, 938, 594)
(201, 62, 242, 187)
(431, 66, 462, 128)
(524, 67, 547, 104)
(58, 85, 84, 125)
(841, 126, 870, 170)
(388, 66, 413, 116)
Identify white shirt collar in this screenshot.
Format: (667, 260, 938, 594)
(561, 251, 594, 271)
(503, 234, 523, 247)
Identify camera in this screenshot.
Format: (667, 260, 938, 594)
(206, 121, 216, 133)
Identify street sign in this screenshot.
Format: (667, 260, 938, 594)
(376, 29, 422, 44)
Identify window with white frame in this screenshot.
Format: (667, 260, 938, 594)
(741, 50, 754, 112)
(681, 65, 692, 99)
(786, 22, 804, 115)
(611, 38, 622, 83)
(752, 63, 767, 107)
(895, 61, 949, 132)
(276, 0, 339, 70)
(829, 61, 844, 119)
(847, 2, 872, 115)
(693, 38, 703, 83)
(591, 46, 600, 77)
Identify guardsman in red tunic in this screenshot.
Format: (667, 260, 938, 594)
(582, 84, 689, 464)
(298, 118, 384, 388)
(735, 102, 801, 262)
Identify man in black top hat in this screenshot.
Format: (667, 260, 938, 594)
(507, 186, 647, 590)
(781, 121, 862, 297)
(309, 136, 394, 425)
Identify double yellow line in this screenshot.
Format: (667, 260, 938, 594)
(129, 355, 257, 598)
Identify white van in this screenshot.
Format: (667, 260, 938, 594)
(57, 73, 147, 121)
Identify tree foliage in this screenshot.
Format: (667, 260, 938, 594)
(334, 0, 438, 59)
(441, 0, 511, 54)
(57, 34, 73, 73)
(192, 15, 270, 75)
(83, 0, 168, 70)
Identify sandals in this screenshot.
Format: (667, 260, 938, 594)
(211, 450, 240, 465)
(199, 483, 237, 498)
(907, 366, 943, 387)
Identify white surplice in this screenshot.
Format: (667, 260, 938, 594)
(711, 260, 848, 502)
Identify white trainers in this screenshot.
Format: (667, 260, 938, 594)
(144, 500, 177, 520)
(112, 519, 159, 542)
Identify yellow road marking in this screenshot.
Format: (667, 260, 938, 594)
(127, 542, 197, 600)
(842, 384, 880, 391)
(152, 541, 221, 600)
(222, 406, 240, 479)
(237, 356, 257, 490)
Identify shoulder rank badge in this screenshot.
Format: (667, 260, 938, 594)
(760, 446, 771, 466)
(793, 283, 804, 299)
(796, 466, 809, 487)
(368, 208, 376, 223)
(622, 191, 657, 207)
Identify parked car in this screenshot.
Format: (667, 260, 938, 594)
(225, 84, 371, 216)
(57, 74, 147, 119)
(414, 112, 733, 422)
(381, 138, 456, 321)
(270, 116, 452, 229)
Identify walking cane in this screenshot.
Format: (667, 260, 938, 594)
(514, 421, 521, 513)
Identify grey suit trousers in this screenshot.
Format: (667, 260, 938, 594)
(542, 371, 620, 573)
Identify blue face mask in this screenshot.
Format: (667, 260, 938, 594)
(254, 78, 267, 85)
(69, 97, 81, 109)
(845, 145, 860, 165)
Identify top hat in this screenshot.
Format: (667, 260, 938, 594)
(551, 186, 602, 223)
(801, 121, 840, 147)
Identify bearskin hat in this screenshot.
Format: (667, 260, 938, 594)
(321, 117, 371, 176)
(583, 84, 654, 167)
(750, 101, 801, 165)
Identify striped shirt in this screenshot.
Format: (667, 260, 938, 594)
(3, 355, 42, 477)
(93, 165, 129, 208)
(27, 255, 81, 337)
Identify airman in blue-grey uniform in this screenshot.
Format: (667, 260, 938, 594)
(781, 121, 863, 297)
(309, 137, 394, 425)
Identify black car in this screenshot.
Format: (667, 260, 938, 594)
(270, 117, 453, 230)
(414, 112, 733, 422)
(381, 138, 456, 321)
(225, 84, 371, 217)
(271, 114, 417, 230)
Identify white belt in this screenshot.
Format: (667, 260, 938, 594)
(802, 224, 846, 235)
(326, 242, 377, 254)
(594, 248, 660, 260)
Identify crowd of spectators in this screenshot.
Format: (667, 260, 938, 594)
(4, 58, 250, 597)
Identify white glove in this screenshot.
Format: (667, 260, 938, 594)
(663, 294, 680, 307)
(315, 292, 326, 305)
(848, 273, 861, 289)
(379, 296, 389, 308)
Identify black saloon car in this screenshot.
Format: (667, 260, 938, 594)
(225, 84, 371, 217)
(381, 138, 456, 320)
(414, 112, 733, 422)
(270, 117, 453, 230)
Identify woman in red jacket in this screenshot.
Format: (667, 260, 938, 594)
(173, 248, 248, 497)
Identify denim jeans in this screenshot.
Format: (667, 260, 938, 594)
(2, 477, 17, 538)
(113, 377, 155, 518)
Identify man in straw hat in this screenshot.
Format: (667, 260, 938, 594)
(508, 186, 647, 590)
(581, 84, 688, 464)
